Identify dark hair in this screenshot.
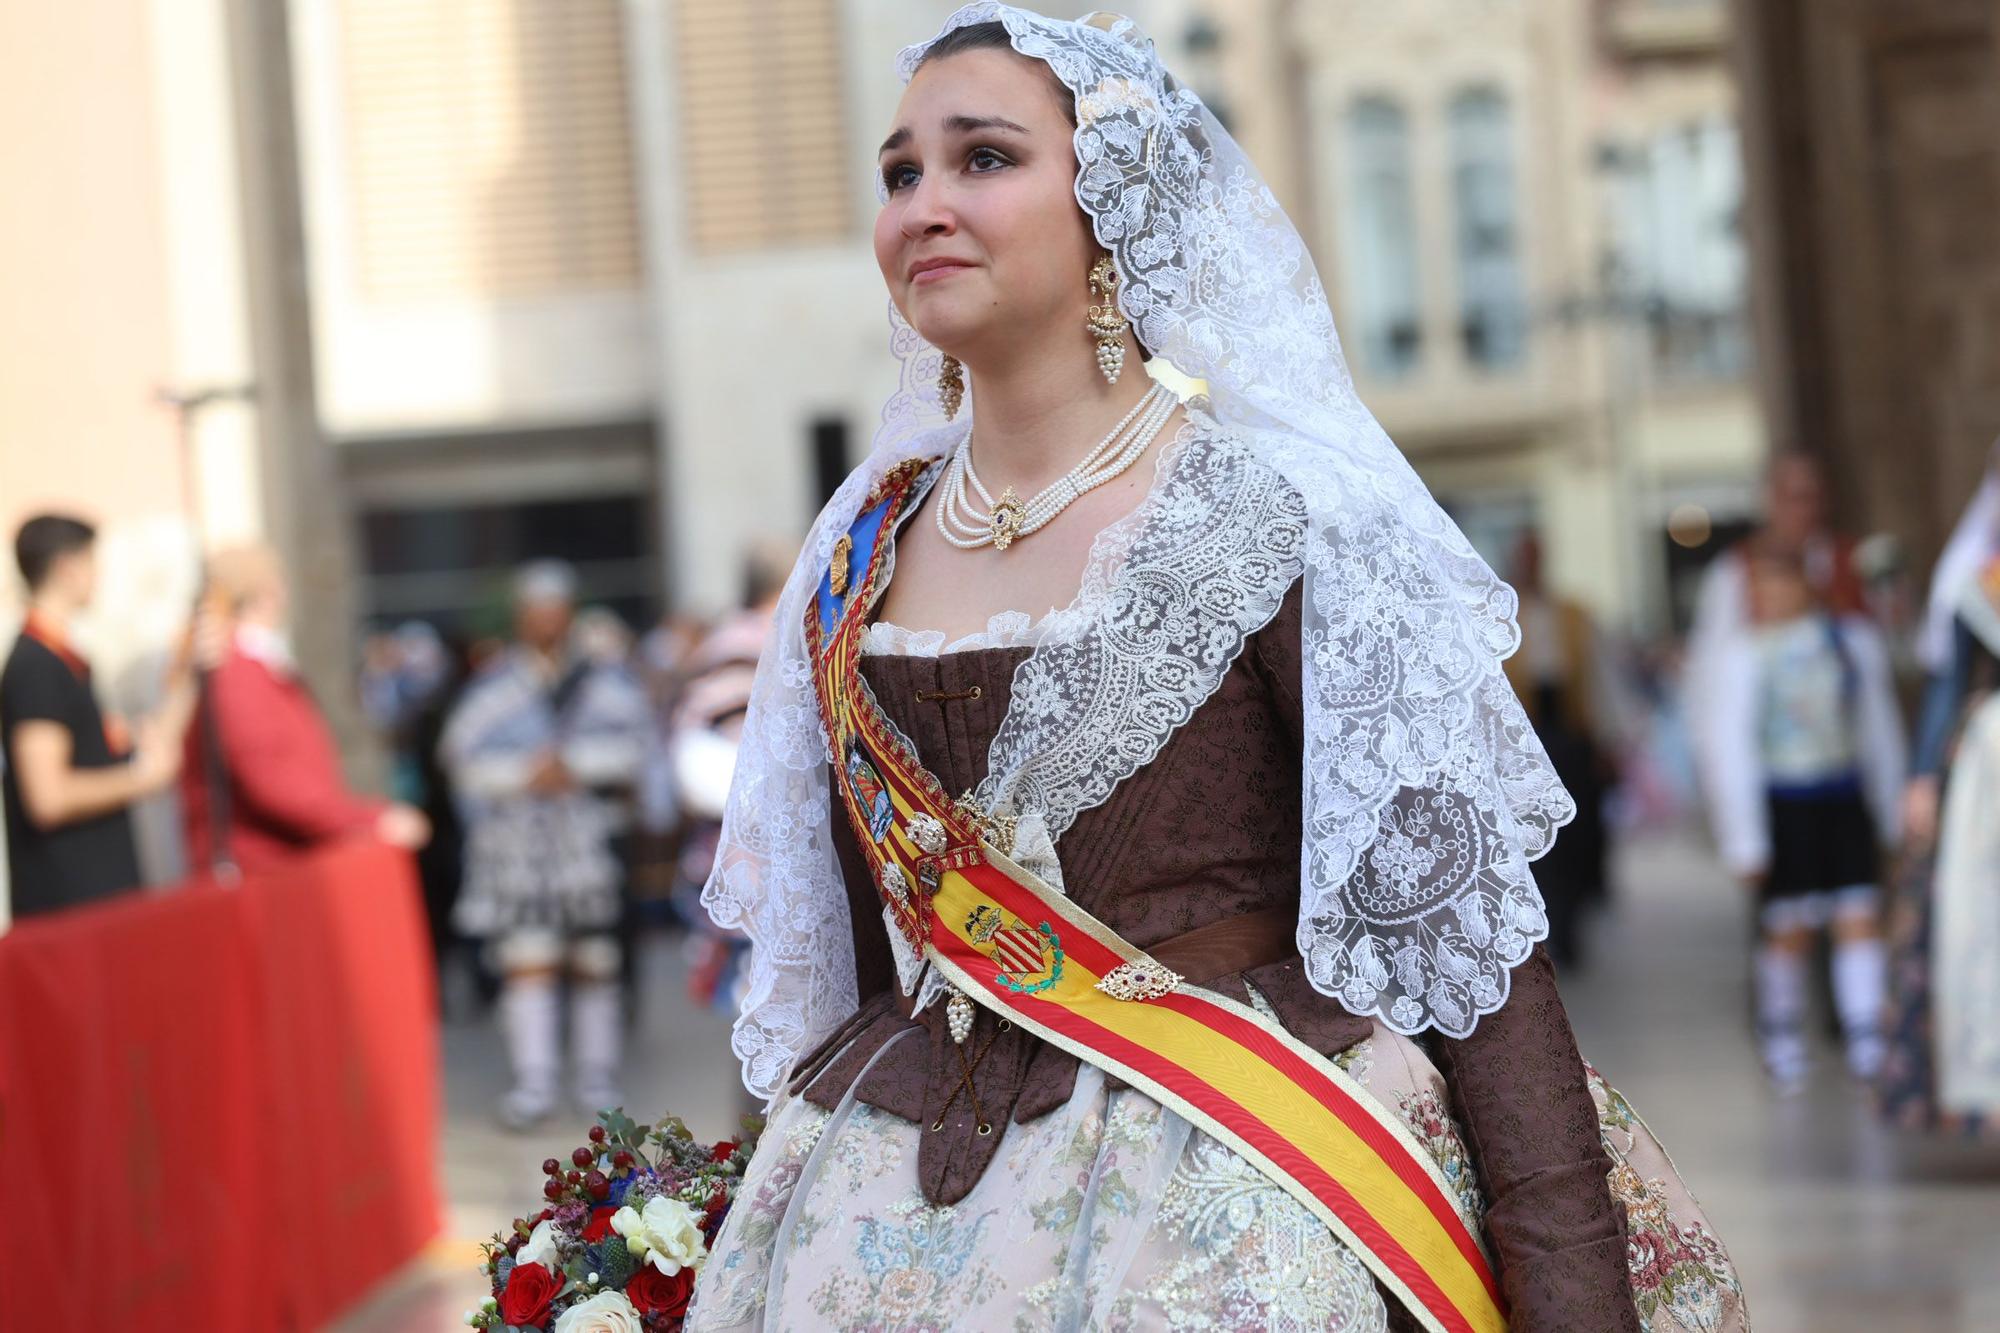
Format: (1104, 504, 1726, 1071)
(14, 514, 95, 591)
(915, 21, 1077, 128)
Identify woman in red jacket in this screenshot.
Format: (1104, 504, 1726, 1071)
(181, 544, 427, 877)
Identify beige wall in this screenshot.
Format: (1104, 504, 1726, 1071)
(0, 0, 273, 920)
(0, 0, 187, 613)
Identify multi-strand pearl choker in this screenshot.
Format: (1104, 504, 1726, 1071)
(935, 383, 1178, 551)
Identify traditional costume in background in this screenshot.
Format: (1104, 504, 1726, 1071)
(1883, 467, 2000, 1129)
(694, 9, 1744, 1330)
(1699, 580, 1903, 1083)
(441, 598, 650, 1120)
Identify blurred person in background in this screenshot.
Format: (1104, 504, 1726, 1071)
(2, 514, 192, 918)
(672, 548, 788, 1017)
(360, 620, 471, 980)
(180, 544, 430, 877)
(1884, 441, 2000, 1131)
(1701, 543, 1903, 1090)
(440, 561, 649, 1130)
(1688, 451, 1867, 760)
(359, 620, 452, 804)
(1504, 532, 1622, 969)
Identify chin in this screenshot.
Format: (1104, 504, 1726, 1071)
(903, 288, 996, 353)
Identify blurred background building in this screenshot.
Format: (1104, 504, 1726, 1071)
(2, 0, 1767, 691)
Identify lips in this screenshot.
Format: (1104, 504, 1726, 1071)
(908, 257, 976, 284)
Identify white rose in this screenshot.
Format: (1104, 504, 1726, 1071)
(609, 1194, 708, 1275)
(551, 1289, 643, 1333)
(516, 1219, 562, 1270)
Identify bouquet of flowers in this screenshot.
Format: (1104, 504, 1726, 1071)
(469, 1109, 761, 1332)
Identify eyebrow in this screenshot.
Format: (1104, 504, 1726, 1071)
(877, 114, 1032, 157)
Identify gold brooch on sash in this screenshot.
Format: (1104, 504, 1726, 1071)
(829, 534, 853, 598)
(955, 792, 1017, 857)
(1096, 957, 1183, 1002)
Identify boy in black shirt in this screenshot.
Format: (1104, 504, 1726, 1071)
(2, 515, 190, 918)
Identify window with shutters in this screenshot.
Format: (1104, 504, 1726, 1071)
(1341, 96, 1423, 378)
(337, 0, 642, 301)
(675, 0, 851, 252)
(1448, 87, 1528, 371)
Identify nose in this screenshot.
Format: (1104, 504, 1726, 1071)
(899, 172, 956, 241)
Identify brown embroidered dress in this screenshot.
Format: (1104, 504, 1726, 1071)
(689, 579, 1742, 1332)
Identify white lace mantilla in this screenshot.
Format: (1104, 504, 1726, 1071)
(704, 5, 1568, 1098)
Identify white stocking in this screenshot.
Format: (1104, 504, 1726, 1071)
(1754, 945, 1810, 1087)
(501, 977, 561, 1110)
(570, 979, 625, 1112)
(1832, 934, 1888, 1077)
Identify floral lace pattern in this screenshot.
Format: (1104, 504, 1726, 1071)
(704, 4, 1568, 1099)
(976, 418, 1307, 840)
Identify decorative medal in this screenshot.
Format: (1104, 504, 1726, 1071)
(989, 487, 1026, 550)
(909, 813, 950, 855)
(1096, 957, 1183, 1002)
(829, 534, 853, 598)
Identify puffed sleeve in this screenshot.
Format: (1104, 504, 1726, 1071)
(1253, 578, 1639, 1333)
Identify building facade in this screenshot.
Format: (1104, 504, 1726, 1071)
(1731, 0, 2000, 577)
(1199, 0, 1766, 634)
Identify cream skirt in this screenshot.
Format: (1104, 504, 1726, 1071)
(688, 1013, 1745, 1333)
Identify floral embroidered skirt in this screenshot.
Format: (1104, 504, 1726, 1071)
(688, 1024, 1746, 1333)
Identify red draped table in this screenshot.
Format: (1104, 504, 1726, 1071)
(0, 840, 441, 1331)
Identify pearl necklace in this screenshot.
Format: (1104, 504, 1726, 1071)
(935, 384, 1177, 551)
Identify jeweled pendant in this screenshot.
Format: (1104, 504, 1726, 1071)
(990, 487, 1026, 550)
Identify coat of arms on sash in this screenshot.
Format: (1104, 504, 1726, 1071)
(966, 904, 1063, 994)
(843, 746, 894, 842)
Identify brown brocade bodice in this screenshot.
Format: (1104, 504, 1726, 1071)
(788, 581, 1641, 1332)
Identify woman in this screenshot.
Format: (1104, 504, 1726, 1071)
(695, 10, 1743, 1330)
(1884, 450, 2000, 1132)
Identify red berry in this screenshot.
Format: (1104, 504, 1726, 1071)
(572, 1147, 595, 1168)
(543, 1178, 564, 1201)
(612, 1150, 635, 1170)
(588, 1125, 607, 1144)
(566, 1170, 582, 1186)
(586, 1170, 610, 1200)
(542, 1158, 561, 1176)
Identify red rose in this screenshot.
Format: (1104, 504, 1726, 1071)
(626, 1264, 695, 1319)
(710, 1139, 738, 1163)
(500, 1261, 563, 1327)
(582, 1204, 617, 1243)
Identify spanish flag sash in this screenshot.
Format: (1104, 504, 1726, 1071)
(806, 461, 1507, 1333)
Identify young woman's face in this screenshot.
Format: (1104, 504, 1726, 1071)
(873, 48, 1094, 364)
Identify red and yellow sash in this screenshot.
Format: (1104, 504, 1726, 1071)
(806, 461, 1506, 1333)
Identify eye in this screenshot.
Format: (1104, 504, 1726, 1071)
(881, 162, 920, 192)
(968, 146, 1011, 173)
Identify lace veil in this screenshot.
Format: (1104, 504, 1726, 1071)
(703, 4, 1571, 1098)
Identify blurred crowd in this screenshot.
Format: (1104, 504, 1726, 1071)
(9, 436, 2000, 1138)
(1, 512, 786, 1131)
